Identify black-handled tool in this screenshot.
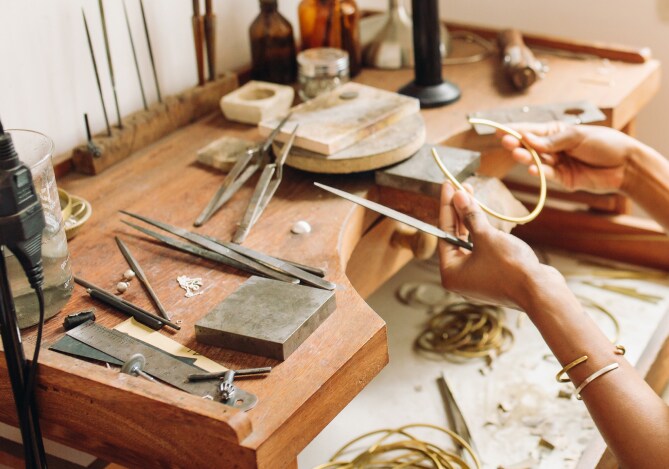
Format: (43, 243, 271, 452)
(63, 310, 96, 331)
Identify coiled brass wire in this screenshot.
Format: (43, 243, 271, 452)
(313, 424, 481, 469)
(415, 303, 514, 359)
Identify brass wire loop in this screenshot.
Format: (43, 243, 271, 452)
(432, 117, 547, 225)
(314, 423, 482, 469)
(415, 303, 514, 360)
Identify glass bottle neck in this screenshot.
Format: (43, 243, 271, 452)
(260, 1, 278, 12)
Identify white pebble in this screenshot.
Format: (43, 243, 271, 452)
(123, 269, 136, 281)
(116, 281, 129, 293)
(291, 220, 311, 234)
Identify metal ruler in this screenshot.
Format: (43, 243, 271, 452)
(66, 321, 257, 411)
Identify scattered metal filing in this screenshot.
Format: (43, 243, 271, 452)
(122, 0, 148, 110)
(138, 0, 162, 102)
(74, 276, 181, 331)
(233, 125, 298, 243)
(115, 236, 171, 320)
(120, 211, 335, 290)
(194, 113, 293, 227)
(314, 182, 473, 250)
(66, 321, 258, 411)
(82, 9, 111, 136)
(98, 0, 123, 128)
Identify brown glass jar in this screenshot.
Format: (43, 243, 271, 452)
(298, 0, 361, 77)
(249, 0, 297, 84)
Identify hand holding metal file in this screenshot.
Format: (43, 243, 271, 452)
(314, 182, 473, 251)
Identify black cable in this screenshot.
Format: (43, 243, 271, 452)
(24, 285, 45, 404)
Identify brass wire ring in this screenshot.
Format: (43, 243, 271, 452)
(432, 117, 547, 224)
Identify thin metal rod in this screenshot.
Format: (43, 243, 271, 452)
(123, 0, 148, 110)
(74, 276, 181, 331)
(98, 0, 123, 128)
(139, 0, 163, 103)
(139, 0, 162, 102)
(82, 9, 111, 136)
(84, 113, 101, 157)
(115, 236, 171, 320)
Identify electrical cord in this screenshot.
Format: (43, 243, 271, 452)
(24, 285, 46, 404)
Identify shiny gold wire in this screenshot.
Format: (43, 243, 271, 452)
(415, 303, 514, 360)
(314, 423, 482, 469)
(432, 117, 547, 224)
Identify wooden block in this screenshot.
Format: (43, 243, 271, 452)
(195, 276, 337, 361)
(259, 82, 420, 155)
(197, 136, 255, 172)
(71, 73, 238, 175)
(220, 80, 294, 124)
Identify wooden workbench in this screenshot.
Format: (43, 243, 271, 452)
(0, 28, 663, 468)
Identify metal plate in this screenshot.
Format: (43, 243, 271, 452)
(195, 276, 337, 360)
(468, 101, 606, 135)
(66, 321, 257, 411)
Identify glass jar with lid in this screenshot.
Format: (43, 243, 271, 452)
(297, 47, 349, 101)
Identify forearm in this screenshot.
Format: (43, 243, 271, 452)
(622, 142, 669, 233)
(519, 275, 669, 468)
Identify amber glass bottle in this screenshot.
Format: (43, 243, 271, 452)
(249, 0, 297, 84)
(298, 0, 361, 76)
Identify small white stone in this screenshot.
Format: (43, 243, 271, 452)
(123, 269, 136, 281)
(116, 281, 129, 293)
(291, 220, 312, 234)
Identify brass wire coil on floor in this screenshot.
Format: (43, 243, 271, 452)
(415, 303, 514, 360)
(314, 423, 481, 469)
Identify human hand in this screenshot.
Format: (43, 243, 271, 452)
(438, 182, 564, 310)
(500, 122, 638, 193)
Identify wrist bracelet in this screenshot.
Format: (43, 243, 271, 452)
(575, 362, 620, 400)
(556, 355, 588, 383)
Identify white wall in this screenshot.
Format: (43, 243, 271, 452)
(1, 0, 668, 159)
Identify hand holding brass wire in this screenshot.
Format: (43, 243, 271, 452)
(432, 117, 547, 224)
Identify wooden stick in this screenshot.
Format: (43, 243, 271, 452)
(192, 0, 205, 86)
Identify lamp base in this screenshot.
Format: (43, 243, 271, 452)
(398, 80, 461, 108)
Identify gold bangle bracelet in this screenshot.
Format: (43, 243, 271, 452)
(575, 362, 620, 400)
(556, 355, 589, 383)
(432, 117, 547, 224)
(615, 344, 626, 355)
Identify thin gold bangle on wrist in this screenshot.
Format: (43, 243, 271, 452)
(555, 355, 588, 383)
(575, 363, 620, 400)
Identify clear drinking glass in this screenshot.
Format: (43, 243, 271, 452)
(3, 129, 73, 328)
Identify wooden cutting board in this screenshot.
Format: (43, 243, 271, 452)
(259, 82, 420, 155)
(273, 113, 425, 174)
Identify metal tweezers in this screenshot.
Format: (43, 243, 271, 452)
(194, 113, 293, 227)
(119, 211, 335, 290)
(232, 125, 299, 243)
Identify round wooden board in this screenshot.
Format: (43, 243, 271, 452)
(274, 113, 426, 174)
